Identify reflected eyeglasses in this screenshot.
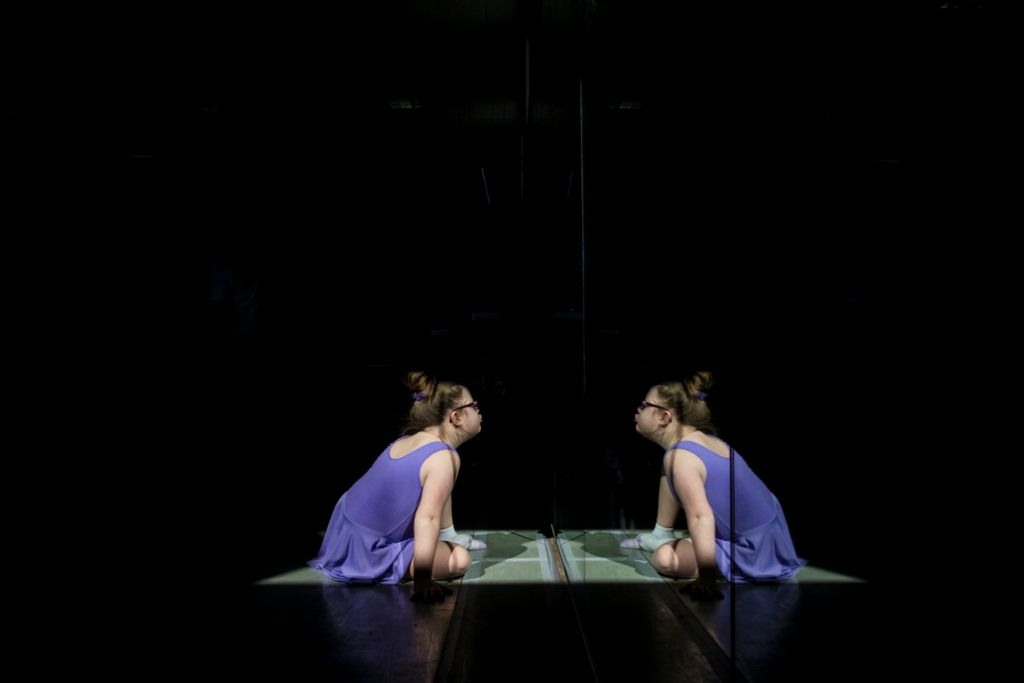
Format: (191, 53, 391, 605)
(639, 400, 669, 412)
(454, 401, 480, 412)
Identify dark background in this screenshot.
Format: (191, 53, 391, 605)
(7, 2, 1011, 645)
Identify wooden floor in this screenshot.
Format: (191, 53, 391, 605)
(139, 529, 924, 682)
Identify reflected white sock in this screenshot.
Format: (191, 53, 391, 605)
(652, 523, 675, 539)
(620, 524, 676, 551)
(638, 524, 676, 550)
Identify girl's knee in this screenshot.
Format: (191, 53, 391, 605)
(652, 546, 674, 573)
(450, 546, 471, 575)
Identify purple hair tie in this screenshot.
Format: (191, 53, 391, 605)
(413, 391, 428, 402)
(693, 391, 706, 401)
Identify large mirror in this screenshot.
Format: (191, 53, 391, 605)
(555, 2, 974, 680)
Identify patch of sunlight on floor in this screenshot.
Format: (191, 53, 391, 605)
(252, 529, 865, 586)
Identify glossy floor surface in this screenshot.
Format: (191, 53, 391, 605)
(201, 529, 909, 682)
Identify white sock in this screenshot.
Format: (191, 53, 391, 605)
(439, 525, 486, 550)
(621, 525, 677, 551)
(636, 525, 675, 551)
(652, 523, 675, 539)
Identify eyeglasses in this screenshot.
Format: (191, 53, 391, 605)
(639, 400, 669, 412)
(453, 401, 480, 413)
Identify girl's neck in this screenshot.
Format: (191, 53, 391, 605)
(657, 424, 699, 450)
(423, 425, 461, 449)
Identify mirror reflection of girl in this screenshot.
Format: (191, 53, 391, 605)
(624, 371, 806, 600)
(309, 371, 485, 603)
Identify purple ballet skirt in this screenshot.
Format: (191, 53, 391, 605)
(308, 439, 454, 584)
(669, 441, 807, 583)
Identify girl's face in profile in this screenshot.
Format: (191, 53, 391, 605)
(453, 393, 482, 437)
(635, 391, 668, 438)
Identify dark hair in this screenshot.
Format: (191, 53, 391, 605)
(652, 370, 716, 434)
(401, 371, 468, 436)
